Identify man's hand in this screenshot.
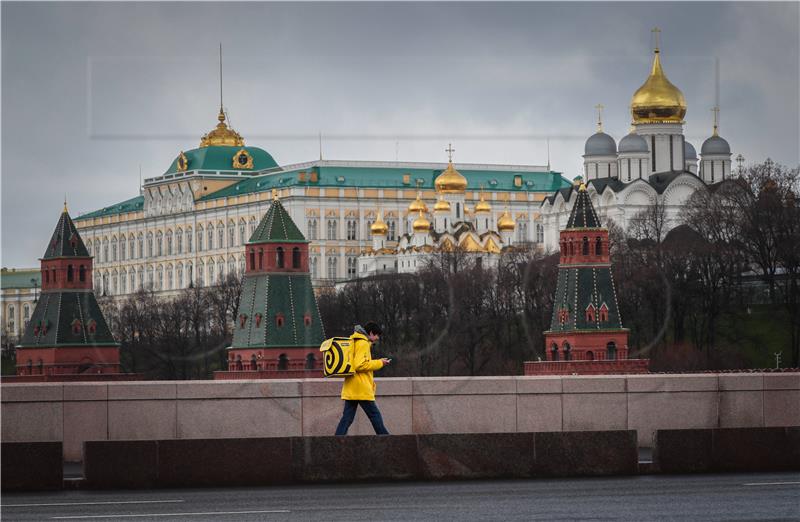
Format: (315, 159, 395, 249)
(380, 358, 391, 366)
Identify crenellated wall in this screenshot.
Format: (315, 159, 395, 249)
(1, 373, 798, 462)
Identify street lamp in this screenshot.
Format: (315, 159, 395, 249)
(30, 277, 38, 303)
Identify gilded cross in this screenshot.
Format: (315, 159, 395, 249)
(710, 106, 720, 135)
(651, 27, 661, 51)
(445, 143, 455, 162)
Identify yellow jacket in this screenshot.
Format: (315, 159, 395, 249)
(340, 332, 384, 401)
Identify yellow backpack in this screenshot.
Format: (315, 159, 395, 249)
(319, 337, 355, 378)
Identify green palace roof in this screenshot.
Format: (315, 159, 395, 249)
(164, 146, 279, 175)
(200, 161, 571, 202)
(79, 160, 571, 220)
(1, 269, 41, 289)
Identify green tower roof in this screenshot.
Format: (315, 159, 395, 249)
(248, 198, 306, 243)
(566, 187, 601, 229)
(18, 290, 117, 348)
(43, 210, 90, 259)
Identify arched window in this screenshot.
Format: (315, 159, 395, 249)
(217, 223, 224, 249)
(258, 249, 264, 270)
(563, 342, 572, 361)
(310, 256, 319, 278)
(239, 219, 246, 245)
(177, 263, 184, 289)
(187, 262, 194, 287)
(307, 218, 318, 240)
(120, 270, 127, 293)
(186, 227, 193, 253)
(208, 259, 215, 285)
(111, 238, 118, 261)
(207, 224, 214, 250)
(249, 216, 257, 235)
(197, 226, 204, 252)
(596, 237, 603, 256)
(305, 353, 316, 369)
(67, 264, 74, 282)
(582, 236, 589, 256)
(586, 351, 594, 361)
(568, 240, 574, 256)
(176, 228, 183, 254)
(606, 342, 617, 360)
(228, 257, 235, 276)
(166, 230, 173, 255)
(327, 256, 338, 279)
(327, 219, 337, 240)
(550, 343, 559, 361)
(156, 265, 164, 290)
(249, 249, 256, 270)
(560, 241, 566, 257)
(347, 256, 357, 278)
(197, 261, 205, 287)
(23, 304, 30, 328)
(166, 265, 173, 290)
(156, 231, 163, 257)
(278, 354, 289, 371)
(129, 235, 135, 259)
(146, 232, 153, 257)
(536, 223, 544, 243)
(137, 234, 143, 259)
(102, 239, 109, 263)
(292, 247, 301, 269)
(276, 247, 285, 268)
(120, 239, 126, 260)
(79, 265, 86, 282)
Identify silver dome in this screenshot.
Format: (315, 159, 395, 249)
(684, 141, 697, 160)
(584, 132, 617, 156)
(701, 135, 731, 156)
(618, 132, 648, 154)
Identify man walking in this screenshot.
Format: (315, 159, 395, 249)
(335, 322, 391, 436)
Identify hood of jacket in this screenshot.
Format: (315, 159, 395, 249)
(353, 324, 368, 339)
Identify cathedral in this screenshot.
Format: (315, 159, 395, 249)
(539, 36, 736, 250)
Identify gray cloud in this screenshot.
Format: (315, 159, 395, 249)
(2, 2, 798, 267)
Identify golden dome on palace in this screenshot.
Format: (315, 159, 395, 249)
(408, 193, 428, 213)
(200, 108, 245, 147)
(370, 214, 389, 235)
(434, 197, 451, 212)
(630, 48, 687, 124)
(412, 211, 431, 232)
(435, 161, 468, 194)
(474, 194, 492, 213)
(497, 211, 516, 231)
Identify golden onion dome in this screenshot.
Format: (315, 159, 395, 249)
(474, 194, 492, 213)
(370, 213, 389, 235)
(200, 108, 245, 148)
(497, 210, 516, 232)
(630, 48, 686, 124)
(434, 196, 451, 213)
(408, 192, 428, 213)
(435, 161, 468, 194)
(412, 210, 431, 232)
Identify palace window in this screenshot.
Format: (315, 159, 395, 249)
(23, 305, 30, 329)
(167, 266, 173, 290)
(166, 230, 173, 255)
(129, 270, 135, 292)
(120, 271, 127, 293)
(239, 220, 246, 245)
(387, 220, 397, 241)
(176, 229, 183, 254)
(111, 238, 117, 262)
(208, 260, 215, 285)
(156, 232, 163, 257)
(103, 240, 109, 263)
(347, 256, 357, 278)
(228, 221, 235, 247)
(157, 266, 163, 290)
(186, 227, 193, 253)
(326, 256, 338, 279)
(249, 216, 257, 236)
(120, 239, 126, 260)
(536, 223, 544, 243)
(197, 227, 204, 252)
(177, 264, 184, 288)
(326, 219, 337, 240)
(137, 234, 143, 259)
(346, 219, 357, 240)
(146, 233, 153, 257)
(310, 256, 319, 278)
(228, 257, 235, 276)
(207, 224, 214, 250)
(307, 218, 318, 240)
(218, 224, 224, 249)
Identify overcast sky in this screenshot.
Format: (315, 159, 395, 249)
(2, 1, 798, 268)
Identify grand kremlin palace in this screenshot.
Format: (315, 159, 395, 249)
(72, 108, 568, 298)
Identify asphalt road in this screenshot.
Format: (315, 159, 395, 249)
(2, 473, 799, 521)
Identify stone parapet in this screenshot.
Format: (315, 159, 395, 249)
(1, 373, 799, 462)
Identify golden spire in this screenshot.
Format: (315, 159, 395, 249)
(630, 29, 687, 124)
(199, 45, 245, 147)
(63, 195, 68, 213)
(711, 106, 720, 136)
(435, 143, 468, 194)
(579, 182, 587, 192)
(595, 103, 605, 133)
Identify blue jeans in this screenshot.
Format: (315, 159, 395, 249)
(335, 400, 389, 435)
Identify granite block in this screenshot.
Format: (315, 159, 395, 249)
(562, 393, 627, 431)
(108, 382, 176, 400)
(63, 383, 108, 401)
(108, 400, 176, 440)
(515, 376, 563, 394)
(176, 380, 301, 399)
(719, 390, 763, 428)
(534, 430, 637, 477)
(712, 427, 800, 471)
(64, 401, 107, 462)
(1, 442, 63, 491)
(627, 391, 718, 447)
(411, 377, 516, 396)
(764, 390, 800, 426)
(1, 402, 63, 442)
(177, 398, 301, 439)
(562, 376, 626, 394)
(0, 383, 63, 402)
(157, 438, 293, 487)
(718, 374, 763, 391)
(516, 394, 563, 433)
(763, 373, 800, 390)
(83, 440, 158, 489)
(412, 394, 517, 434)
(654, 429, 712, 473)
(292, 435, 419, 482)
(417, 433, 535, 479)
(626, 374, 718, 393)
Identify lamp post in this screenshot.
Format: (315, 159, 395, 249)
(30, 277, 38, 303)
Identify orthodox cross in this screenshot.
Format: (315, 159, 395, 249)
(651, 27, 661, 51)
(445, 143, 455, 162)
(594, 104, 604, 132)
(710, 106, 720, 136)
